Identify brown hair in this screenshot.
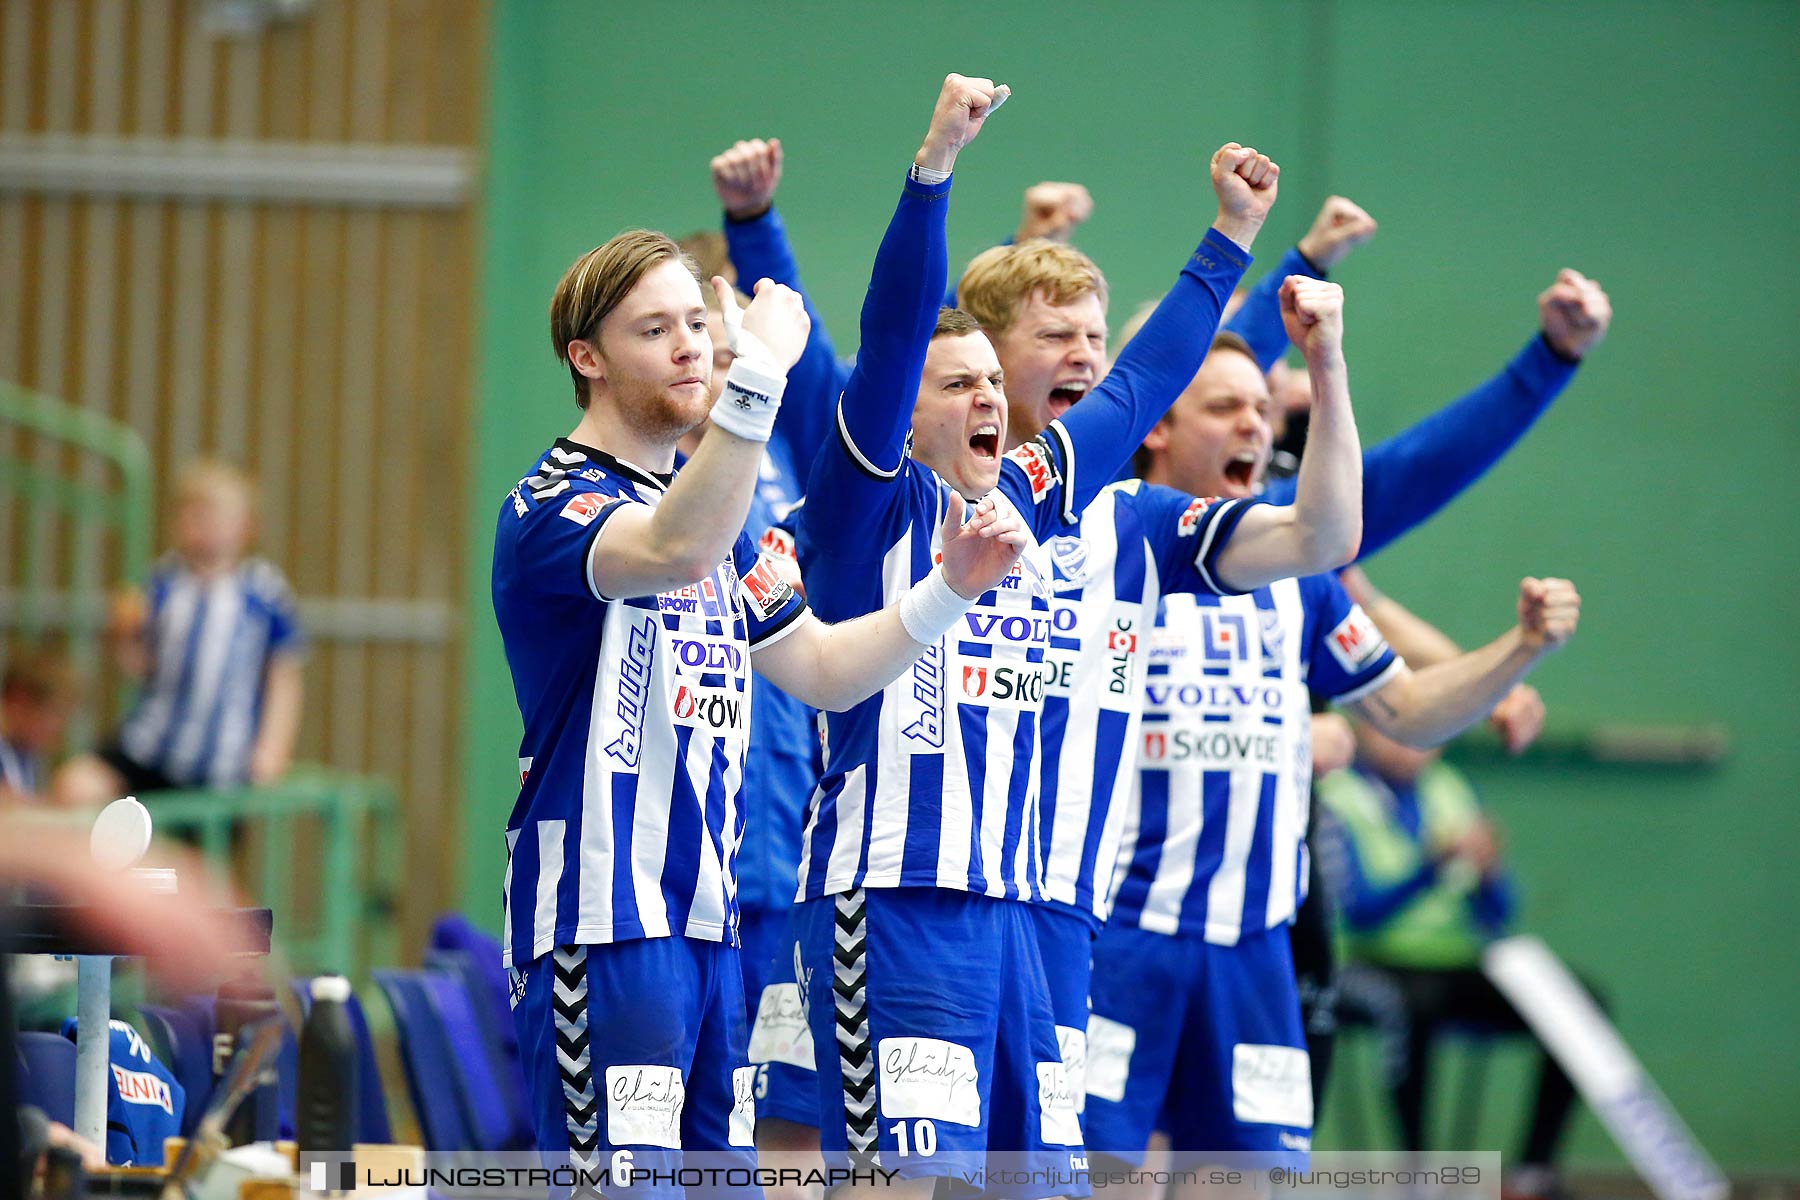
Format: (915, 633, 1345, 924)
(956, 239, 1109, 336)
(1, 646, 77, 705)
(676, 229, 733, 286)
(550, 230, 699, 408)
(933, 307, 984, 340)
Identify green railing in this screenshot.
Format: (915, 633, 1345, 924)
(144, 769, 401, 981)
(0, 380, 153, 743)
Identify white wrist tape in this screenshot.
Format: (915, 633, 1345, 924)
(717, 280, 778, 366)
(909, 161, 951, 185)
(899, 564, 971, 645)
(710, 356, 786, 443)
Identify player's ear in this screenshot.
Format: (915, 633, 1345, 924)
(567, 338, 606, 386)
(1140, 416, 1172, 455)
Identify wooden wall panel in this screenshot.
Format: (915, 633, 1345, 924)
(0, 0, 484, 957)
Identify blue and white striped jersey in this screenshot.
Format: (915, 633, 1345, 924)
(115, 556, 302, 788)
(0, 736, 41, 796)
(1037, 482, 1258, 928)
(492, 439, 809, 968)
(797, 442, 1065, 903)
(1109, 572, 1401, 944)
(793, 170, 1250, 908)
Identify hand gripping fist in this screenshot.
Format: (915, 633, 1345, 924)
(1538, 269, 1612, 361)
(712, 276, 810, 371)
(1297, 196, 1378, 272)
(1311, 712, 1358, 777)
(1279, 276, 1345, 363)
(940, 492, 1030, 600)
(916, 73, 1012, 174)
(1210, 143, 1280, 246)
(1016, 181, 1094, 243)
(711, 137, 783, 221)
(1517, 577, 1581, 652)
(1487, 683, 1546, 755)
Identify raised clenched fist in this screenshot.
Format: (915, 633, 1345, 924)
(1016, 181, 1094, 243)
(1296, 195, 1378, 272)
(1278, 276, 1345, 363)
(710, 138, 783, 221)
(1517, 576, 1581, 652)
(714, 276, 810, 372)
(1209, 143, 1279, 247)
(916, 73, 1012, 174)
(1538, 269, 1612, 361)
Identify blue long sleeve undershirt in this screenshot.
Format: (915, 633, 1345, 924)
(1046, 229, 1250, 521)
(809, 171, 951, 501)
(1261, 334, 1579, 559)
(1222, 245, 1326, 370)
(722, 204, 852, 478)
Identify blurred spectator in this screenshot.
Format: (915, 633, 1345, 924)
(1316, 721, 1601, 1197)
(0, 648, 78, 805)
(53, 461, 304, 808)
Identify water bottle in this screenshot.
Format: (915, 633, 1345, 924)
(213, 974, 281, 1144)
(297, 975, 360, 1155)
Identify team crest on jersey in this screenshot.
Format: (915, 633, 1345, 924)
(1326, 605, 1387, 673)
(1259, 608, 1286, 669)
(1006, 436, 1060, 502)
(1049, 537, 1089, 583)
(560, 492, 612, 527)
(1177, 496, 1221, 537)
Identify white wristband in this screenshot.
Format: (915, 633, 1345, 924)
(899, 564, 971, 645)
(710, 356, 786, 443)
(909, 161, 951, 185)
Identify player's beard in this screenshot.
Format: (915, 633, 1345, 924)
(608, 372, 713, 444)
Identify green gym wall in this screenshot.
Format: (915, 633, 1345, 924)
(466, 0, 1800, 1170)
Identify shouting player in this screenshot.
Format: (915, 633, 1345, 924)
(782, 71, 1289, 1197)
(493, 224, 1030, 1190)
(1083, 314, 1582, 1185)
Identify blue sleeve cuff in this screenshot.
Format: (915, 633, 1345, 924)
(902, 169, 954, 203)
(1190, 226, 1253, 276)
(1526, 330, 1585, 375)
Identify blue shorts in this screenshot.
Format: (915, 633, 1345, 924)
(1085, 922, 1311, 1167)
(510, 938, 761, 1198)
(1031, 903, 1097, 1137)
(739, 905, 818, 1128)
(793, 887, 1089, 1198)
